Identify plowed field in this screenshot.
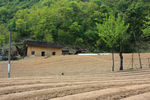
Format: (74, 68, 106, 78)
(0, 53, 150, 100)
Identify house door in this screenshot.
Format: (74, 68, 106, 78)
(31, 51, 35, 55)
(52, 52, 56, 55)
(41, 51, 45, 56)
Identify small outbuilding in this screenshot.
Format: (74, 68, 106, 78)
(25, 41, 62, 57)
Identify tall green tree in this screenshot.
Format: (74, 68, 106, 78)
(97, 13, 129, 71)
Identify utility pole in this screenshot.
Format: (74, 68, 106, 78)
(8, 30, 11, 78)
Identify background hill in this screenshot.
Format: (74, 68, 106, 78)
(0, 0, 150, 52)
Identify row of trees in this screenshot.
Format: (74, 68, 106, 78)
(0, 0, 150, 70)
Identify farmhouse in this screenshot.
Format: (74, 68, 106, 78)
(26, 41, 62, 56)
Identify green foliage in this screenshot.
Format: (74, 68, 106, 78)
(143, 15, 150, 37)
(0, 0, 149, 52)
(97, 13, 129, 48)
(0, 34, 5, 45)
(0, 24, 9, 46)
(143, 25, 150, 37)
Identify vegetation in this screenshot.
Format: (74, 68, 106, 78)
(0, 0, 149, 51)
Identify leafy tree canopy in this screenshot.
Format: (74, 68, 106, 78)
(0, 0, 149, 52)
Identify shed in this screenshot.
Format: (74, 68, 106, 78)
(25, 41, 63, 56)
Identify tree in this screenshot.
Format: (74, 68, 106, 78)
(126, 0, 149, 69)
(97, 13, 129, 71)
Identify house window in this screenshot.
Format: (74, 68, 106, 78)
(31, 51, 35, 55)
(52, 52, 56, 55)
(41, 51, 45, 56)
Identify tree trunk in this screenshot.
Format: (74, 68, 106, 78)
(112, 49, 115, 71)
(138, 49, 142, 69)
(119, 42, 123, 70)
(133, 31, 142, 69)
(132, 53, 134, 68)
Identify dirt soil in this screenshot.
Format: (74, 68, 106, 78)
(0, 53, 150, 100)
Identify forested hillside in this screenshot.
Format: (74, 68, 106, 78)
(0, 0, 150, 52)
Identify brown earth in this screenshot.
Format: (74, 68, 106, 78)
(0, 53, 150, 100)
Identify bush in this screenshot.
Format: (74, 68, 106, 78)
(1, 56, 18, 61)
(2, 56, 8, 61)
(0, 56, 2, 61)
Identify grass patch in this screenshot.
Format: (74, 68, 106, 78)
(17, 57, 24, 61)
(128, 67, 134, 71)
(45, 55, 51, 59)
(126, 67, 138, 71)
